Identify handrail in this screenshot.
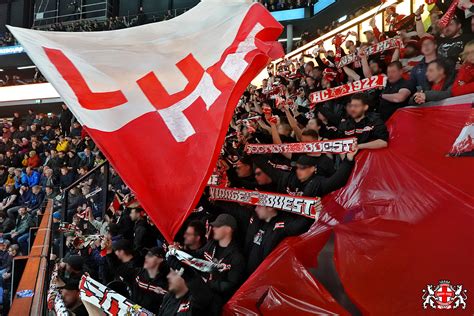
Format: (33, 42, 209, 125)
(273, 0, 400, 64)
(60, 160, 109, 257)
(63, 160, 108, 192)
(9, 199, 53, 315)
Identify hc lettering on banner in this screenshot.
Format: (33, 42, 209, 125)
(43, 23, 264, 143)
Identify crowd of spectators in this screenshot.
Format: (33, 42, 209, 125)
(255, 0, 315, 12)
(44, 15, 143, 33)
(0, 71, 47, 87)
(0, 1, 472, 315)
(39, 7, 184, 33)
(0, 32, 15, 47)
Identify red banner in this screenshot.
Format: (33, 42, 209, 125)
(245, 138, 357, 154)
(336, 38, 402, 68)
(209, 186, 321, 219)
(10, 2, 284, 243)
(310, 75, 386, 104)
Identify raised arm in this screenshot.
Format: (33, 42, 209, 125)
(415, 5, 428, 37)
(343, 66, 361, 81)
(358, 49, 372, 79)
(320, 151, 356, 195)
(283, 106, 303, 141)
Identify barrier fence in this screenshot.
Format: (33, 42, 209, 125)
(9, 199, 53, 315)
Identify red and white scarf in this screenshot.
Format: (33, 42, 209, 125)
(79, 275, 154, 315)
(310, 75, 386, 104)
(245, 138, 357, 155)
(209, 186, 321, 219)
(337, 39, 402, 68)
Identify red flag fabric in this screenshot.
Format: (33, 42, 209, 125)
(9, 1, 284, 242)
(225, 95, 474, 315)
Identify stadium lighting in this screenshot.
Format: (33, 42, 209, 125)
(274, 0, 398, 62)
(338, 15, 347, 23)
(278, 37, 302, 42)
(17, 65, 37, 70)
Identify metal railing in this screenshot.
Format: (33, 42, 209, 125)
(33, 0, 112, 27)
(8, 199, 54, 315)
(60, 160, 109, 258)
(32, 6, 193, 30)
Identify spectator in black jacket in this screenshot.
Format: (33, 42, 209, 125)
(226, 156, 257, 190)
(0, 239, 10, 275)
(60, 281, 88, 316)
(130, 208, 156, 254)
(105, 239, 142, 288)
(70, 122, 82, 138)
(159, 256, 214, 316)
(195, 214, 245, 312)
(0, 244, 19, 289)
(0, 213, 14, 234)
(0, 167, 7, 187)
(79, 147, 95, 170)
(67, 151, 82, 172)
(59, 166, 75, 190)
(59, 255, 86, 285)
(339, 93, 389, 150)
(114, 207, 134, 241)
(253, 150, 356, 197)
(379, 61, 412, 121)
(102, 245, 169, 314)
(183, 220, 206, 255)
(60, 104, 73, 136)
(244, 206, 313, 275)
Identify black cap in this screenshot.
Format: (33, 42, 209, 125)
(296, 155, 318, 167)
(210, 214, 237, 230)
(58, 280, 80, 291)
(63, 255, 84, 271)
(295, 114, 309, 127)
(146, 246, 165, 258)
(112, 239, 133, 252)
(239, 156, 253, 166)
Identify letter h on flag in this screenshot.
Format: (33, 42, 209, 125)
(9, 0, 284, 242)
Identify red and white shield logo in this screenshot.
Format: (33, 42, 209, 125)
(435, 282, 455, 307)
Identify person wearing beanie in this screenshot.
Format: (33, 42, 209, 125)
(58, 255, 86, 285)
(59, 280, 88, 316)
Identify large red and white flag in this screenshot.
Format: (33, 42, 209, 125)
(9, 0, 283, 242)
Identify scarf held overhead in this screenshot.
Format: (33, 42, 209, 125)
(209, 186, 321, 219)
(310, 75, 386, 104)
